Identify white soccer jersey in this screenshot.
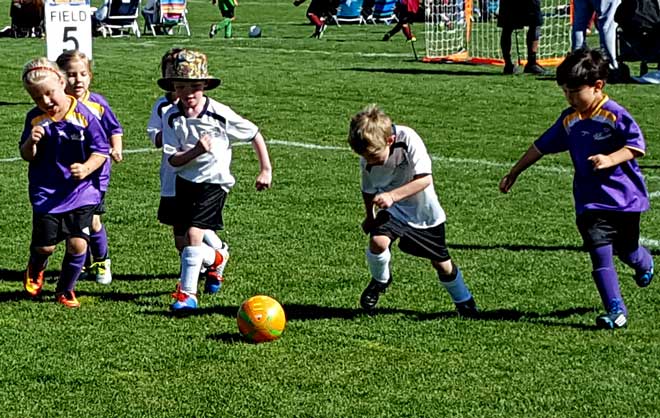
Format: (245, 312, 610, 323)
(162, 97, 259, 191)
(360, 125, 446, 229)
(148, 96, 177, 197)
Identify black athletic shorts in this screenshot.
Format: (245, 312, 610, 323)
(31, 205, 95, 247)
(576, 210, 641, 252)
(158, 196, 178, 226)
(94, 192, 107, 215)
(369, 210, 451, 262)
(174, 176, 227, 232)
(497, 0, 543, 29)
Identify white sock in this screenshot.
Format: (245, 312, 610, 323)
(180, 246, 204, 294)
(203, 230, 224, 251)
(366, 248, 391, 284)
(200, 243, 217, 267)
(440, 267, 472, 303)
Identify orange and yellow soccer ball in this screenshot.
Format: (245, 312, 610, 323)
(237, 295, 286, 343)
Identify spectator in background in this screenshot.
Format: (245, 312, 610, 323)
(498, 0, 545, 74)
(571, 0, 621, 70)
(382, 0, 420, 42)
(0, 0, 44, 37)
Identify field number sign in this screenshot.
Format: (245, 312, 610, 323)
(45, 0, 92, 61)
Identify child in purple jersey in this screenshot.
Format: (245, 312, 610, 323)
(20, 58, 109, 308)
(57, 50, 124, 285)
(500, 49, 654, 330)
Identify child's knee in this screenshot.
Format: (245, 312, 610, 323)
(432, 259, 454, 277)
(66, 237, 88, 255)
(369, 235, 391, 254)
(32, 245, 56, 256)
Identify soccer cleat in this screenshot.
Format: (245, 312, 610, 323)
(209, 23, 217, 38)
(634, 260, 654, 288)
(204, 246, 229, 294)
(56, 291, 80, 308)
(523, 63, 546, 75)
(92, 259, 112, 285)
(382, 33, 391, 41)
(407, 36, 417, 42)
(360, 276, 392, 310)
(503, 62, 515, 75)
(171, 287, 198, 311)
(596, 310, 627, 329)
(455, 297, 479, 318)
(24, 265, 45, 297)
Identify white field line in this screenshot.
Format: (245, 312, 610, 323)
(2, 139, 658, 246)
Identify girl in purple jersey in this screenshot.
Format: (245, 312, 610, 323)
(500, 49, 654, 330)
(20, 58, 109, 308)
(56, 50, 124, 285)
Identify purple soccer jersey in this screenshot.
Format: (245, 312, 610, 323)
(534, 96, 649, 215)
(20, 97, 110, 214)
(80, 91, 123, 192)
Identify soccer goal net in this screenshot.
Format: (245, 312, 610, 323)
(424, 0, 573, 66)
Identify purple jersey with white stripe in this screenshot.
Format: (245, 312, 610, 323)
(20, 97, 110, 214)
(534, 96, 649, 215)
(81, 91, 122, 191)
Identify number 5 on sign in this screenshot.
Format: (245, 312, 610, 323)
(45, 0, 93, 61)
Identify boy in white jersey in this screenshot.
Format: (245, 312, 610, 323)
(348, 105, 477, 316)
(160, 50, 272, 311)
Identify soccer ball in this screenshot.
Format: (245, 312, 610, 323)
(237, 295, 285, 343)
(248, 25, 262, 38)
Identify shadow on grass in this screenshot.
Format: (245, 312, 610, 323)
(450, 243, 660, 256)
(0, 269, 175, 282)
(346, 67, 497, 76)
(0, 101, 31, 106)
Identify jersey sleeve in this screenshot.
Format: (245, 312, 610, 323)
(405, 129, 432, 176)
(360, 158, 376, 194)
(533, 113, 569, 155)
(147, 99, 165, 146)
(161, 109, 180, 157)
(617, 110, 646, 155)
(100, 104, 123, 137)
(86, 115, 110, 155)
(224, 108, 259, 144)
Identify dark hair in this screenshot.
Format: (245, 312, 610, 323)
(556, 48, 609, 88)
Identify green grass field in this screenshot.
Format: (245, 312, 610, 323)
(0, 2, 659, 417)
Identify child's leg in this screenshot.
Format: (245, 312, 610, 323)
(88, 214, 112, 284)
(589, 244, 627, 315)
(24, 245, 54, 297)
(525, 25, 540, 64)
(401, 23, 414, 41)
(360, 235, 392, 310)
(55, 237, 87, 307)
(433, 260, 472, 304)
(500, 26, 514, 72)
(618, 245, 654, 287)
(384, 22, 403, 41)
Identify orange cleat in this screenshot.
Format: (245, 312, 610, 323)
(56, 291, 80, 308)
(24, 265, 45, 297)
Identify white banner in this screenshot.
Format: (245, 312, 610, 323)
(45, 1, 93, 61)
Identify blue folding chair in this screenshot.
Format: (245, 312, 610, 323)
(368, 0, 398, 24)
(333, 0, 366, 24)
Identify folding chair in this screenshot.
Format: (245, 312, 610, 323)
(332, 0, 366, 25)
(100, 0, 141, 37)
(143, 0, 191, 36)
(367, 0, 398, 24)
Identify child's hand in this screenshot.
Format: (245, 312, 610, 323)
(255, 169, 272, 191)
(110, 147, 123, 163)
(499, 173, 517, 193)
(373, 192, 394, 209)
(588, 154, 614, 170)
(70, 163, 92, 180)
(195, 134, 213, 154)
(30, 126, 45, 144)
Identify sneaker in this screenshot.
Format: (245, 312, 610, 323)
(634, 260, 654, 288)
(209, 23, 217, 38)
(523, 63, 546, 75)
(407, 36, 417, 42)
(204, 246, 229, 294)
(360, 276, 392, 310)
(317, 23, 327, 39)
(56, 291, 80, 308)
(596, 310, 627, 329)
(455, 297, 479, 318)
(24, 265, 45, 297)
(382, 33, 391, 41)
(503, 62, 515, 75)
(92, 259, 112, 285)
(171, 288, 198, 311)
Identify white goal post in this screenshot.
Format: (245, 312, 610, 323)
(424, 0, 574, 66)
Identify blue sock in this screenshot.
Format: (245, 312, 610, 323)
(438, 264, 472, 304)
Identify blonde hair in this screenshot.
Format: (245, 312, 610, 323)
(55, 50, 93, 78)
(22, 57, 64, 87)
(347, 104, 392, 156)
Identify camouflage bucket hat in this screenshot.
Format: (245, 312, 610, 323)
(157, 49, 221, 91)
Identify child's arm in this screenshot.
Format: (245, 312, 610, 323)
(499, 145, 543, 193)
(373, 174, 432, 209)
(588, 147, 640, 170)
(70, 154, 107, 180)
(168, 134, 213, 167)
(20, 126, 44, 161)
(251, 132, 272, 191)
(110, 134, 123, 162)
